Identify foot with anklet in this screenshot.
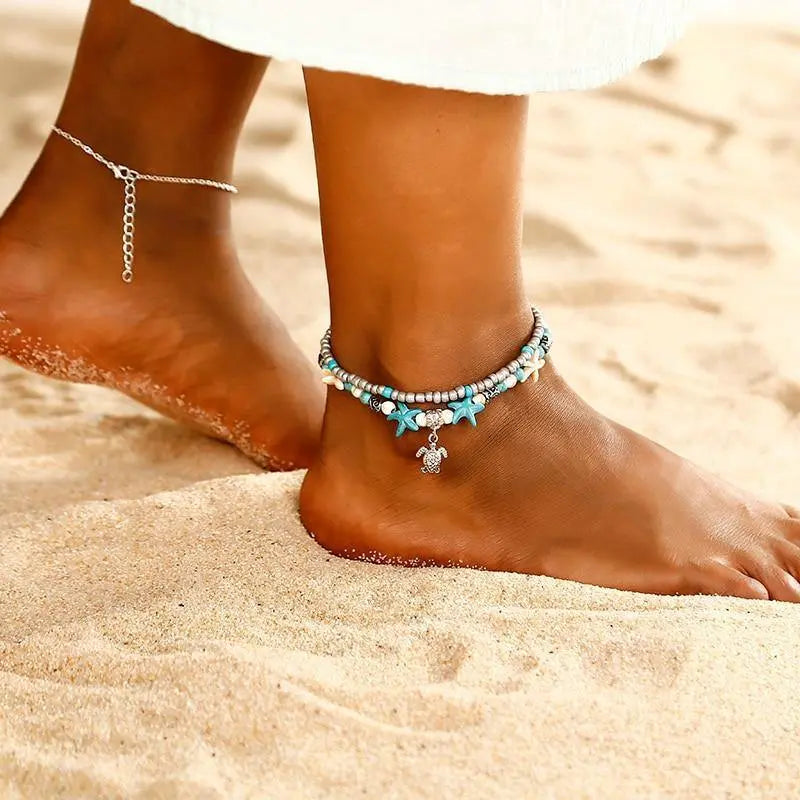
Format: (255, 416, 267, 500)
(298, 69, 800, 602)
(302, 306, 800, 600)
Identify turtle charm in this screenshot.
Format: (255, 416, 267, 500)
(416, 441, 448, 474)
(416, 422, 448, 475)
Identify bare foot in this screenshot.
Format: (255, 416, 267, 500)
(0, 135, 322, 469)
(301, 364, 800, 600)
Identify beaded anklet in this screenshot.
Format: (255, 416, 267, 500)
(318, 307, 551, 475)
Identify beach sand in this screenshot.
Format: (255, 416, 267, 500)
(2, 7, 800, 798)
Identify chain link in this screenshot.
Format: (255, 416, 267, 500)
(52, 126, 237, 283)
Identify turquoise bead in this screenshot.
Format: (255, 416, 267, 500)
(344, 382, 353, 391)
(515, 369, 525, 381)
(499, 381, 508, 392)
(521, 345, 533, 357)
(326, 358, 337, 370)
(465, 386, 473, 398)
(382, 386, 393, 399)
(360, 392, 371, 405)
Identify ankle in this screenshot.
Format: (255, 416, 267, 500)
(51, 110, 235, 186)
(2, 131, 235, 263)
(329, 294, 534, 388)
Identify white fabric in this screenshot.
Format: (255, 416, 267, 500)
(132, 0, 722, 94)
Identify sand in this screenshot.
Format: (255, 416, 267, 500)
(2, 6, 800, 799)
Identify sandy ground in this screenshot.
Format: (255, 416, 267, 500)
(2, 6, 800, 799)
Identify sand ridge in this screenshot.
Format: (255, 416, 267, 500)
(2, 8, 800, 799)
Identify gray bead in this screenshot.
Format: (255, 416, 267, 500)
(415, 393, 426, 404)
(449, 390, 459, 402)
(484, 377, 495, 389)
(469, 383, 478, 394)
(498, 368, 509, 380)
(433, 391, 441, 404)
(425, 391, 434, 403)
(457, 386, 466, 400)
(477, 380, 486, 392)
(391, 389, 399, 401)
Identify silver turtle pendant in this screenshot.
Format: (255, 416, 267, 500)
(416, 422, 448, 474)
(416, 442, 448, 474)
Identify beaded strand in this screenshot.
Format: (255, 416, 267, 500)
(317, 307, 552, 475)
(319, 307, 549, 403)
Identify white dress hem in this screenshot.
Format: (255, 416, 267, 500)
(131, 0, 691, 94)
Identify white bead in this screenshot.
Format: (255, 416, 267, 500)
(334, 379, 345, 391)
(380, 400, 396, 415)
(442, 409, 454, 424)
(350, 386, 363, 399)
(505, 374, 518, 389)
(473, 393, 486, 405)
(415, 412, 427, 427)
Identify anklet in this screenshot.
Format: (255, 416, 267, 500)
(52, 126, 238, 284)
(318, 307, 551, 475)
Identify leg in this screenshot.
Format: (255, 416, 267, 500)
(0, 0, 322, 468)
(299, 70, 800, 601)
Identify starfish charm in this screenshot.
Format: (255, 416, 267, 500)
(387, 402, 422, 436)
(448, 396, 485, 426)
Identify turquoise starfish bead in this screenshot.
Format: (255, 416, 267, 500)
(448, 396, 485, 426)
(387, 402, 422, 436)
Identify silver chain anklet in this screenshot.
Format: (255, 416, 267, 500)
(318, 307, 552, 475)
(52, 126, 238, 284)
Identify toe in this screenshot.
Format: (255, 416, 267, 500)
(773, 539, 800, 583)
(748, 559, 800, 603)
(701, 564, 769, 601)
(781, 503, 800, 520)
